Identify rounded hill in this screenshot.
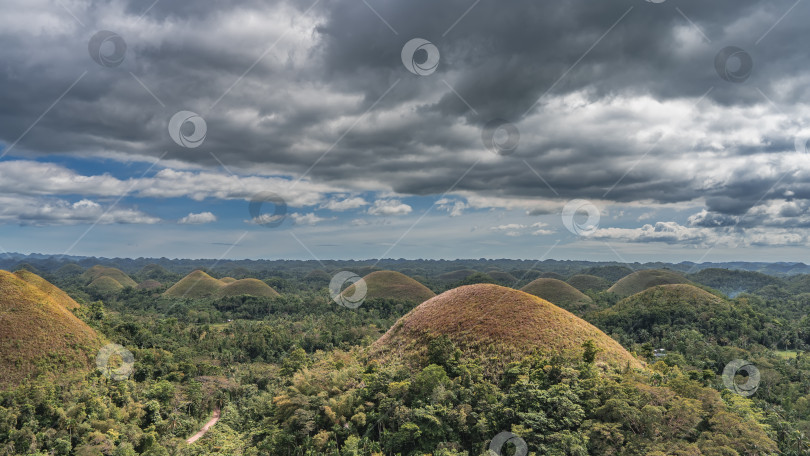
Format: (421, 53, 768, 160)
(373, 284, 641, 368)
(81, 265, 137, 288)
(592, 284, 755, 342)
(214, 278, 280, 298)
(567, 274, 611, 292)
(89, 276, 125, 294)
(342, 270, 435, 303)
(607, 269, 689, 298)
(163, 270, 224, 298)
(0, 270, 102, 387)
(520, 278, 593, 312)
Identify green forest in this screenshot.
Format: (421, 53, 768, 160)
(2, 260, 810, 455)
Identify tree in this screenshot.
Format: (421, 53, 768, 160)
(582, 340, 602, 364)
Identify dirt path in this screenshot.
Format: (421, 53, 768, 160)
(186, 408, 221, 444)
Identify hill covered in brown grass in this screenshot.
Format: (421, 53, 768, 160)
(0, 271, 102, 388)
(164, 271, 280, 299)
(521, 278, 593, 312)
(81, 265, 137, 289)
(214, 278, 280, 298)
(164, 270, 225, 298)
(342, 270, 435, 303)
(373, 284, 641, 369)
(607, 269, 690, 298)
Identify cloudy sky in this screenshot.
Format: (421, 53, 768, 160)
(1, 0, 809, 262)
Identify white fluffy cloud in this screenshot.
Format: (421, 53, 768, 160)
(178, 212, 217, 225)
(290, 212, 335, 225)
(368, 199, 412, 216)
(0, 196, 159, 226)
(321, 197, 368, 211)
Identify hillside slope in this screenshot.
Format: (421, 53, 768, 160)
(0, 271, 102, 387)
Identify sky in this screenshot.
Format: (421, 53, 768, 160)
(1, 0, 810, 262)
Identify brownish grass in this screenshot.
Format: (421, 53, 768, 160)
(220, 277, 237, 284)
(0, 270, 103, 388)
(214, 278, 280, 298)
(607, 269, 690, 298)
(163, 270, 225, 298)
(81, 265, 138, 288)
(342, 270, 435, 303)
(89, 276, 125, 293)
(372, 284, 642, 369)
(520, 278, 593, 312)
(15, 269, 79, 310)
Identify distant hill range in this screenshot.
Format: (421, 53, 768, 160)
(1, 253, 808, 280)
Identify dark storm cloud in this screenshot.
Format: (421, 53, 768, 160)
(1, 0, 809, 222)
